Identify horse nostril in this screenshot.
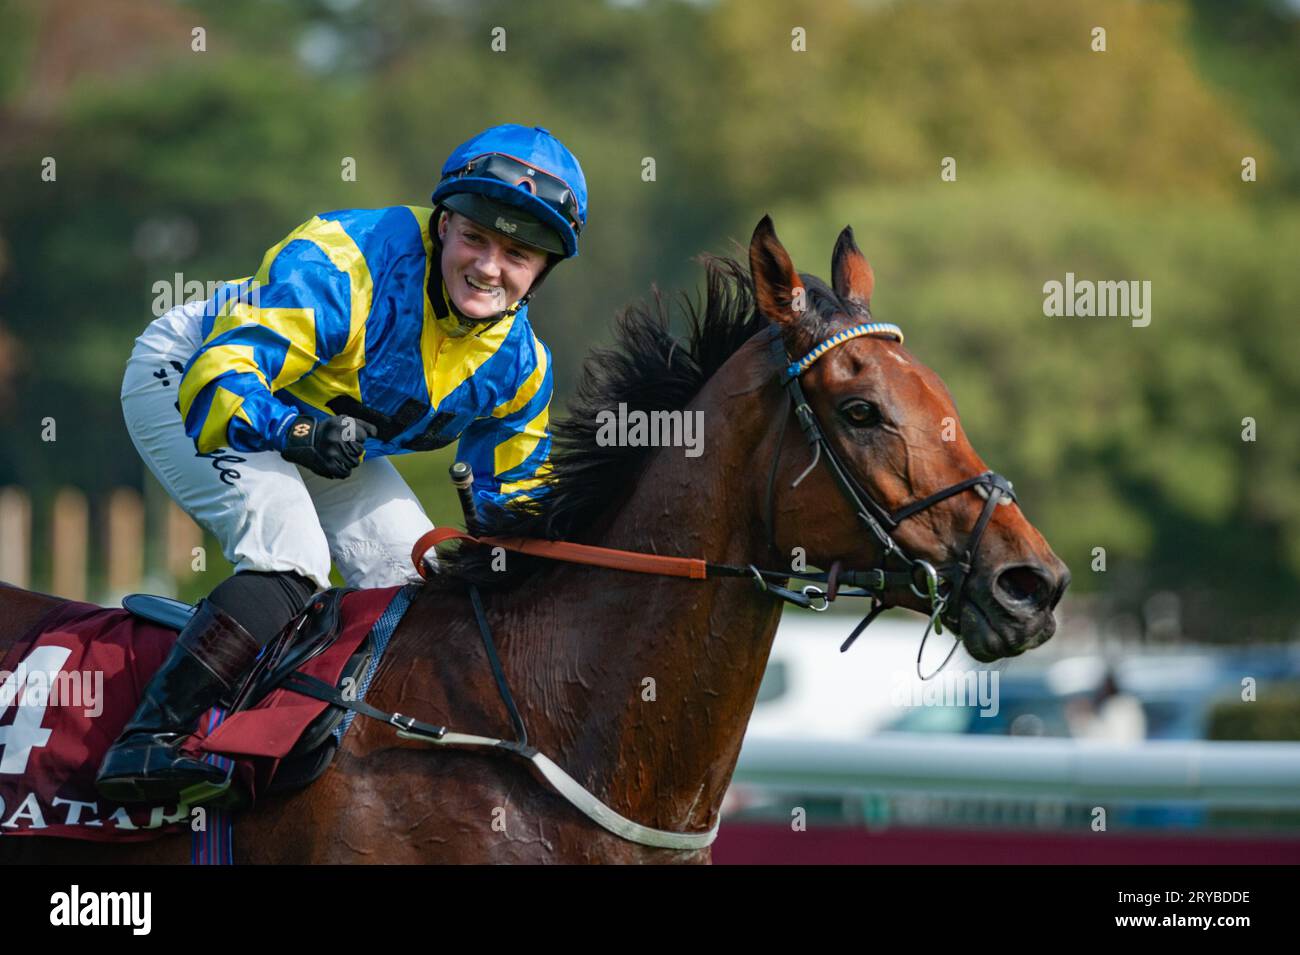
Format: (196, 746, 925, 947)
(995, 565, 1054, 611)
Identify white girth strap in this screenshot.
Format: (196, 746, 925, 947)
(395, 728, 721, 852)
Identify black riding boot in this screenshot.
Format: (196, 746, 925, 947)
(95, 599, 261, 805)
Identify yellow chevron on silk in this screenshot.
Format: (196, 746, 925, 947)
(494, 405, 549, 476)
(210, 305, 320, 392)
(197, 383, 256, 455)
(492, 336, 549, 419)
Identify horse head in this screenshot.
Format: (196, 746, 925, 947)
(750, 215, 1069, 662)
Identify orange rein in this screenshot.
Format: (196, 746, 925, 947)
(410, 527, 710, 581)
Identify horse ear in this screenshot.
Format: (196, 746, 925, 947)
(832, 225, 874, 308)
(749, 216, 809, 347)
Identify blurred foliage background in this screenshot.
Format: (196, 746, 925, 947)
(0, 0, 1297, 640)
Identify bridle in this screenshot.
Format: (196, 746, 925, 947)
(762, 320, 1016, 678)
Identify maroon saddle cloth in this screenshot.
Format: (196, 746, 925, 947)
(0, 586, 402, 842)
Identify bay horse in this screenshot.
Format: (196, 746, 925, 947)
(0, 217, 1068, 863)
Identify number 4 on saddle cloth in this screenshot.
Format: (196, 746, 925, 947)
(0, 585, 412, 842)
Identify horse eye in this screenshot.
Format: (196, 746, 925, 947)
(839, 399, 881, 428)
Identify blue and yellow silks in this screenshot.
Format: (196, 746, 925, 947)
(178, 206, 553, 511)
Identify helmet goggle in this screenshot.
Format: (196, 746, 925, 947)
(444, 152, 583, 237)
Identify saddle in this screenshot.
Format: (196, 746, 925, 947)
(124, 589, 368, 793)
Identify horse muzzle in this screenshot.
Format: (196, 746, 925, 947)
(956, 559, 1070, 662)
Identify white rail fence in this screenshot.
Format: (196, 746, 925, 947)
(735, 733, 1300, 808)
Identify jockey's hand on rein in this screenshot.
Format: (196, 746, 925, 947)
(280, 414, 379, 479)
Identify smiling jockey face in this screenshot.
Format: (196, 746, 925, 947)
(436, 210, 549, 321)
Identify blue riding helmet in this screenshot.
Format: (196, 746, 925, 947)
(432, 124, 588, 259)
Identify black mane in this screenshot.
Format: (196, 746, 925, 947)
(424, 255, 846, 592)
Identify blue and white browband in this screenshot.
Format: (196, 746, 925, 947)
(784, 322, 905, 380)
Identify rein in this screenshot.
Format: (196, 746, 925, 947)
(409, 528, 906, 611)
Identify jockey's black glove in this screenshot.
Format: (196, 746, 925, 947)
(279, 414, 378, 479)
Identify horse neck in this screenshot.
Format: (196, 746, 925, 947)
(520, 334, 787, 833)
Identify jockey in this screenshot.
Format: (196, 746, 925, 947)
(97, 124, 587, 805)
